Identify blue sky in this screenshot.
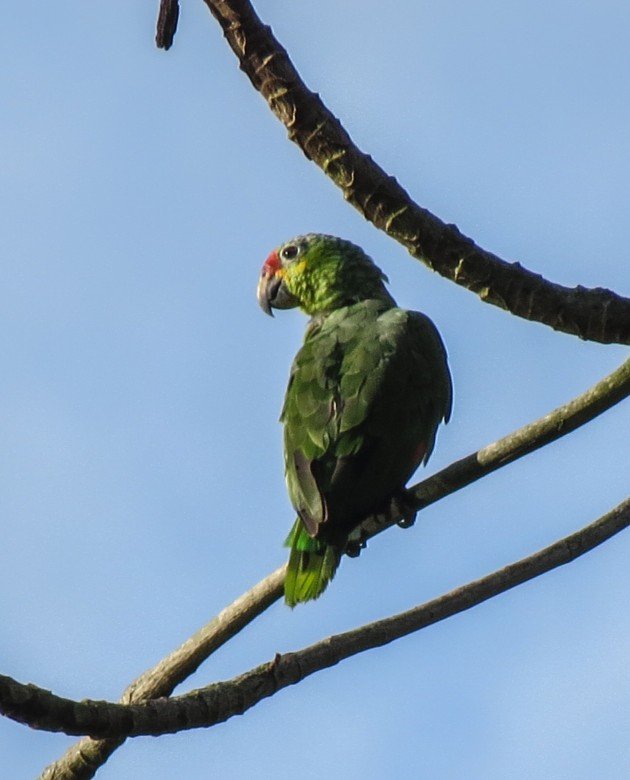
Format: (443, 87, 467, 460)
(1, 2, 629, 778)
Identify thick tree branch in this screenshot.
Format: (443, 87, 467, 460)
(35, 355, 630, 776)
(193, 0, 630, 344)
(5, 499, 630, 740)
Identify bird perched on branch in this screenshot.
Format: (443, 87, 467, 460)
(257, 234, 452, 606)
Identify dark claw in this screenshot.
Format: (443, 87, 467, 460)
(396, 513, 416, 529)
(393, 489, 418, 529)
(345, 537, 366, 558)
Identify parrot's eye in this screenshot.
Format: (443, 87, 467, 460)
(281, 244, 299, 261)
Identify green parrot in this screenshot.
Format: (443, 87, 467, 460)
(257, 234, 452, 607)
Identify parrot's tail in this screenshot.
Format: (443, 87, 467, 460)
(284, 518, 341, 607)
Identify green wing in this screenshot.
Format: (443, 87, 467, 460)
(281, 300, 451, 545)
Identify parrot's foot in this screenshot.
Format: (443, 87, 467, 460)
(392, 489, 418, 529)
(345, 535, 367, 558)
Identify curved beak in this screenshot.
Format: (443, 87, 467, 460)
(257, 262, 299, 317)
(257, 268, 282, 316)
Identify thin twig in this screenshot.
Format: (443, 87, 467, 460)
(5, 499, 630, 739)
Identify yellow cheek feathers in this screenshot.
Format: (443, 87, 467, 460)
(284, 260, 307, 280)
(281, 260, 309, 296)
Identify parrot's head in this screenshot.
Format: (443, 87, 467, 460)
(257, 233, 391, 317)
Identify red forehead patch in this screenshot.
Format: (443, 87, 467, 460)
(263, 250, 281, 273)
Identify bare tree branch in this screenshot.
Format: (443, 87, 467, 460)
(5, 499, 630, 740)
(363, 356, 630, 541)
(35, 356, 630, 776)
(7, 5, 624, 777)
(156, 0, 180, 50)
(194, 0, 630, 345)
(39, 566, 285, 780)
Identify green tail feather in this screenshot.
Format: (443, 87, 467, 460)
(284, 519, 341, 607)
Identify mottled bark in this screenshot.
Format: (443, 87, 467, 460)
(39, 567, 285, 780)
(155, 0, 180, 50)
(38, 357, 630, 775)
(4, 499, 630, 740)
(197, 0, 630, 344)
